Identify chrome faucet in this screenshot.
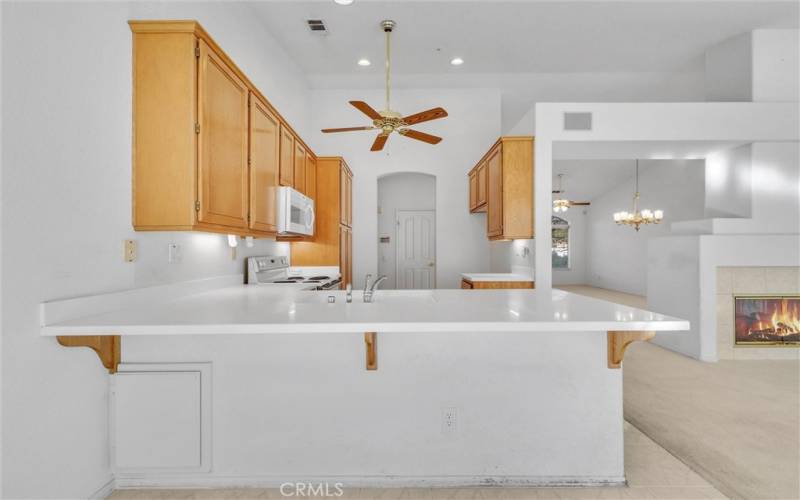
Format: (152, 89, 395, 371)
(364, 275, 388, 303)
(345, 283, 352, 303)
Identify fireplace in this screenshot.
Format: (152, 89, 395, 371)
(734, 296, 800, 346)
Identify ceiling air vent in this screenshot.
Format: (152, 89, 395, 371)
(306, 19, 328, 35)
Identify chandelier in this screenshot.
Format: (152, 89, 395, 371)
(613, 160, 664, 231)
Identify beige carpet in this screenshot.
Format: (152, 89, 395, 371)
(624, 342, 800, 500)
(558, 285, 800, 500)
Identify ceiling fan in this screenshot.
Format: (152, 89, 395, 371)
(321, 20, 448, 152)
(552, 174, 591, 213)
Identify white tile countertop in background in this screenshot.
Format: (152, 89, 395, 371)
(41, 279, 689, 336)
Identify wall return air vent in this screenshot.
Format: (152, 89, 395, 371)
(563, 112, 593, 131)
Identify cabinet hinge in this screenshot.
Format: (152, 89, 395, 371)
(195, 45, 200, 58)
(195, 123, 201, 134)
(195, 200, 200, 212)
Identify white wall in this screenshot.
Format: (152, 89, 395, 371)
(705, 32, 753, 101)
(585, 161, 706, 296)
(1, 2, 307, 497)
(704, 144, 752, 218)
(752, 30, 800, 102)
(377, 173, 436, 289)
(704, 29, 799, 102)
(552, 210, 588, 286)
(310, 88, 500, 289)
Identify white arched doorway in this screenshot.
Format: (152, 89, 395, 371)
(377, 172, 437, 289)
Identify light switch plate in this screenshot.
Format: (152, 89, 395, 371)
(124, 240, 137, 263)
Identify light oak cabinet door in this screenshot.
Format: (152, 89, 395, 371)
(305, 154, 316, 201)
(197, 40, 249, 229)
(346, 174, 353, 227)
(486, 146, 504, 237)
(294, 142, 306, 194)
(340, 167, 353, 227)
(469, 171, 477, 211)
(339, 224, 352, 288)
(248, 95, 279, 233)
(279, 125, 294, 187)
(476, 162, 488, 208)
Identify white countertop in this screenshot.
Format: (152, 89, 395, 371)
(42, 286, 689, 336)
(461, 273, 535, 282)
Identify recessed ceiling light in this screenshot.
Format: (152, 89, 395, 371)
(450, 57, 464, 66)
(357, 58, 371, 67)
(334, 0, 354, 5)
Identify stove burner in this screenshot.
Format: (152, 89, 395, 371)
(308, 276, 331, 281)
(273, 280, 299, 284)
(285, 276, 305, 281)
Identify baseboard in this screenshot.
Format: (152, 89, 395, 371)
(88, 477, 115, 499)
(114, 474, 627, 489)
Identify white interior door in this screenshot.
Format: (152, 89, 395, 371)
(396, 210, 436, 289)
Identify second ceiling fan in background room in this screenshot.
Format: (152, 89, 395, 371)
(552, 174, 590, 213)
(321, 20, 448, 151)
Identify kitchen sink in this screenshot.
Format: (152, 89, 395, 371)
(293, 290, 437, 304)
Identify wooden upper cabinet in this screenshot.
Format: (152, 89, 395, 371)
(290, 157, 353, 284)
(476, 162, 488, 208)
(472, 137, 534, 241)
(279, 125, 294, 187)
(248, 94, 279, 233)
(468, 161, 488, 213)
(469, 171, 478, 211)
(340, 166, 352, 227)
(197, 39, 248, 229)
(294, 142, 306, 195)
(486, 145, 504, 237)
(129, 21, 318, 237)
(305, 154, 317, 201)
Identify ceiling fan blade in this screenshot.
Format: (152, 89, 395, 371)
(350, 101, 382, 120)
(403, 107, 448, 125)
(321, 126, 375, 133)
(398, 128, 442, 145)
(570, 202, 591, 206)
(371, 133, 389, 152)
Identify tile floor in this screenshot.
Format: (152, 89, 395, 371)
(109, 423, 725, 500)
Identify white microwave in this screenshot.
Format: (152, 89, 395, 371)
(277, 187, 315, 236)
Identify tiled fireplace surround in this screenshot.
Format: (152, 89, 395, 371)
(717, 266, 800, 360)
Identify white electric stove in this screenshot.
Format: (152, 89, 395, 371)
(247, 256, 341, 290)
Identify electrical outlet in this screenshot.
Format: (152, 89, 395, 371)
(442, 407, 457, 434)
(168, 243, 182, 263)
(124, 239, 137, 263)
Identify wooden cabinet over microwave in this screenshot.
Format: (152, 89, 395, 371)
(129, 20, 317, 237)
(290, 157, 354, 288)
(467, 136, 534, 240)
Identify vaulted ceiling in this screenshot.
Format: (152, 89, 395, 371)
(252, 1, 798, 81)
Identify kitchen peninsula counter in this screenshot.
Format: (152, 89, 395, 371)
(41, 285, 688, 337)
(41, 278, 688, 488)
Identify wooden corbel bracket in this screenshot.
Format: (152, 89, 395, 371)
(364, 332, 377, 370)
(57, 335, 121, 374)
(607, 330, 655, 369)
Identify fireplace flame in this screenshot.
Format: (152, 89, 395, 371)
(748, 300, 800, 337)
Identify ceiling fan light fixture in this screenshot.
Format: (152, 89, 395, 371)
(450, 57, 464, 66)
(357, 58, 371, 66)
